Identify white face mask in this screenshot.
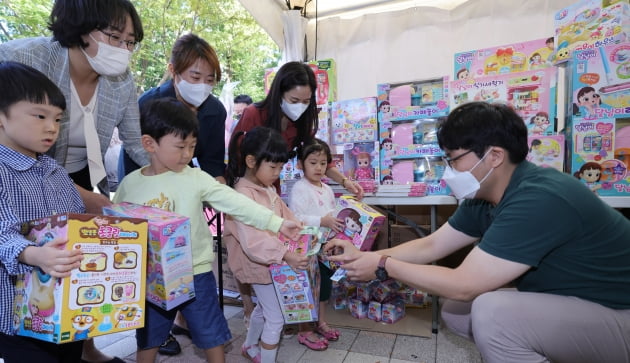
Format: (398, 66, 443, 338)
(281, 99, 309, 121)
(176, 78, 213, 108)
(81, 34, 131, 76)
(442, 149, 493, 199)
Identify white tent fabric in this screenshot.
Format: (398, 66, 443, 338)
(239, 0, 577, 100)
(280, 10, 308, 64)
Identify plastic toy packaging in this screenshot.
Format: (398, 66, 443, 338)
(331, 97, 378, 144)
(349, 299, 368, 319)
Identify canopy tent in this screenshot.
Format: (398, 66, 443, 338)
(238, 0, 577, 100)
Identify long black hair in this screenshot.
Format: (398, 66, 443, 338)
(226, 127, 289, 187)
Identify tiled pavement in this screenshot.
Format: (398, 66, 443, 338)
(93, 304, 482, 363)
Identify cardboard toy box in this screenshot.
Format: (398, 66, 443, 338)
(569, 42, 630, 119)
(270, 227, 321, 324)
(453, 37, 555, 79)
(449, 67, 558, 134)
(526, 134, 565, 172)
(14, 213, 147, 343)
(331, 97, 378, 144)
(308, 59, 338, 105)
(323, 196, 386, 270)
(554, 0, 630, 64)
(103, 203, 194, 310)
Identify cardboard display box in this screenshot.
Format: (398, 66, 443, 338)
(14, 214, 147, 343)
(103, 203, 194, 310)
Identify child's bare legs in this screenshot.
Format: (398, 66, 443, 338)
(82, 338, 119, 362)
(136, 347, 159, 363)
(237, 281, 255, 326)
(204, 345, 225, 363)
(297, 322, 328, 350)
(316, 300, 340, 340)
(174, 311, 188, 329)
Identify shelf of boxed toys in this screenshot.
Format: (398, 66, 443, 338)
(363, 195, 458, 334)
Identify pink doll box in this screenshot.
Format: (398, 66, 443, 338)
(331, 97, 378, 144)
(570, 42, 630, 120)
(526, 134, 565, 172)
(271, 228, 321, 324)
(334, 195, 385, 252)
(390, 158, 450, 195)
(449, 67, 558, 134)
(554, 0, 630, 64)
(453, 37, 555, 80)
(382, 299, 406, 324)
(376, 76, 450, 124)
(308, 59, 338, 105)
(567, 118, 630, 196)
(15, 214, 147, 343)
(368, 301, 383, 322)
(103, 202, 194, 311)
(349, 299, 368, 319)
(342, 141, 380, 184)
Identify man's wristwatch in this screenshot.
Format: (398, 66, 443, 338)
(374, 255, 390, 281)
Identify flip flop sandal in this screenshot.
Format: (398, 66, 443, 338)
(297, 332, 328, 351)
(241, 344, 261, 363)
(316, 322, 340, 341)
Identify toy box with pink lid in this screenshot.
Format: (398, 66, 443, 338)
(376, 77, 451, 196)
(565, 41, 630, 196)
(453, 37, 556, 80)
(330, 97, 380, 194)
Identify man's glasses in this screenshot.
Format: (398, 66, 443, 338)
(99, 30, 140, 52)
(442, 149, 474, 168)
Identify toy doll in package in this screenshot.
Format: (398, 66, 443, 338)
(14, 214, 147, 343)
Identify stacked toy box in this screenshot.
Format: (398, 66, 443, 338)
(330, 97, 380, 193)
(449, 67, 558, 135)
(554, 0, 630, 64)
(14, 214, 147, 343)
(103, 202, 194, 310)
(376, 77, 451, 195)
(308, 59, 338, 106)
(566, 41, 630, 195)
(453, 37, 556, 79)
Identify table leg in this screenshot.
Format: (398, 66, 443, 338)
(430, 205, 439, 334)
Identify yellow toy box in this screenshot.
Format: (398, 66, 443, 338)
(103, 202, 194, 311)
(13, 213, 147, 343)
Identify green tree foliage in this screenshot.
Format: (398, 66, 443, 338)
(0, 0, 279, 102)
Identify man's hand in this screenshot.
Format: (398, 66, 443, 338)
(324, 239, 380, 281)
(279, 219, 303, 241)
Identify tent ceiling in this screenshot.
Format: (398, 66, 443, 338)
(278, 0, 471, 19)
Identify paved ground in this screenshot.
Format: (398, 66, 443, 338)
(92, 304, 482, 363)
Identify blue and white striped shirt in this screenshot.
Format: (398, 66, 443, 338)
(0, 144, 85, 335)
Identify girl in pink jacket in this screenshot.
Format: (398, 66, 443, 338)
(224, 127, 308, 363)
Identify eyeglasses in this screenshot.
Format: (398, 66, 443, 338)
(442, 149, 474, 168)
(99, 30, 140, 52)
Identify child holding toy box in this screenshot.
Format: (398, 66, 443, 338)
(223, 127, 310, 363)
(112, 99, 302, 363)
(0, 61, 85, 362)
(288, 138, 344, 350)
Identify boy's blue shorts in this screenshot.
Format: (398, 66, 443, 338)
(136, 271, 232, 350)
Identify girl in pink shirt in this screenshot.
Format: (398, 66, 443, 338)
(224, 127, 308, 363)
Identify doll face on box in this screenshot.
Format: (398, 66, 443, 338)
(357, 156, 370, 168)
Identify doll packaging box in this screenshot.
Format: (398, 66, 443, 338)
(270, 227, 321, 324)
(103, 202, 194, 310)
(569, 42, 630, 119)
(14, 213, 147, 343)
(453, 37, 556, 79)
(554, 0, 630, 64)
(323, 196, 385, 270)
(331, 97, 378, 144)
(449, 67, 558, 135)
(566, 117, 630, 195)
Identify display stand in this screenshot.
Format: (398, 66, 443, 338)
(601, 197, 630, 209)
(363, 195, 458, 334)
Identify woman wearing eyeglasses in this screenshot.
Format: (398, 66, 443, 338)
(0, 0, 148, 216)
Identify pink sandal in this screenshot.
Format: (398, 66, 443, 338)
(241, 344, 261, 363)
(316, 322, 340, 341)
(298, 331, 328, 351)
